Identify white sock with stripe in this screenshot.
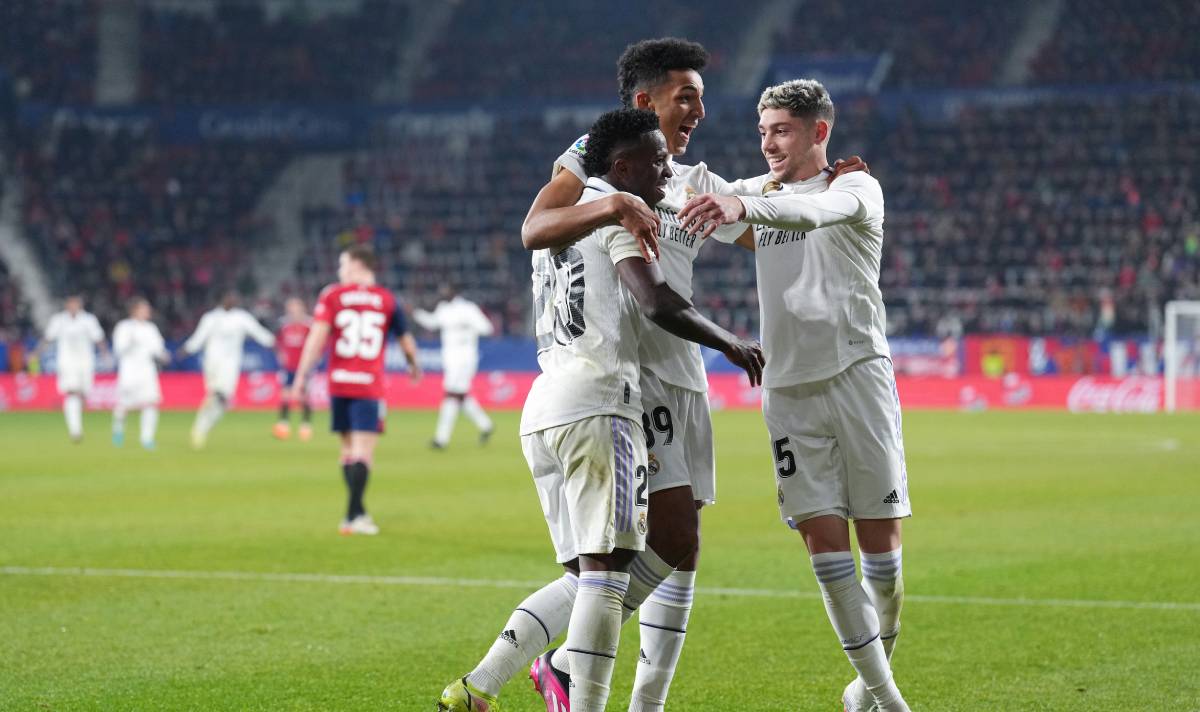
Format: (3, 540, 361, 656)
(566, 571, 629, 712)
(467, 572, 578, 696)
(811, 551, 907, 710)
(861, 547, 904, 660)
(629, 569, 695, 712)
(551, 547, 674, 675)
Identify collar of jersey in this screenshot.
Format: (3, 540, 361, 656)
(584, 177, 618, 194)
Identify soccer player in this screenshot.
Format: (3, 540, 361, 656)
(41, 295, 106, 442)
(414, 284, 495, 449)
(273, 297, 313, 442)
(288, 246, 421, 536)
(181, 292, 276, 449)
(438, 108, 763, 712)
(520, 38, 867, 711)
(111, 298, 168, 449)
(678, 79, 911, 712)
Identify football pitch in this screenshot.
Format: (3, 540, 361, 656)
(1, 409, 1198, 711)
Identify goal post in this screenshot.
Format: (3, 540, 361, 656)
(1164, 300, 1200, 412)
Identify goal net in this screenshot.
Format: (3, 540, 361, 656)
(1164, 300, 1200, 412)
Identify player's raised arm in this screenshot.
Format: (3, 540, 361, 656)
(181, 313, 212, 355)
(242, 311, 276, 348)
(679, 181, 875, 238)
(615, 255, 763, 386)
(412, 308, 439, 332)
(521, 162, 661, 262)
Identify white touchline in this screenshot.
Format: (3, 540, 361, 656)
(3, 566, 1198, 613)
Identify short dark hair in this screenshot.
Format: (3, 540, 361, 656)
(343, 245, 377, 272)
(583, 108, 662, 178)
(617, 38, 708, 108)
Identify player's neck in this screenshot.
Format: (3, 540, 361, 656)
(781, 150, 830, 184)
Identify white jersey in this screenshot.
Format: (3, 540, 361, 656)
(728, 171, 890, 387)
(44, 310, 104, 373)
(414, 296, 493, 365)
(556, 135, 744, 392)
(183, 307, 275, 370)
(113, 318, 166, 390)
(520, 177, 647, 435)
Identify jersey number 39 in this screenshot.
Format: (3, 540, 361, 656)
(334, 309, 386, 359)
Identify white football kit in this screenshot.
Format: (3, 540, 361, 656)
(555, 136, 744, 504)
(112, 318, 167, 407)
(728, 171, 911, 524)
(521, 177, 651, 562)
(414, 296, 494, 394)
(182, 307, 275, 399)
(44, 310, 104, 395)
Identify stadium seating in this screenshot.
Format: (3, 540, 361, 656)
(0, 0, 95, 104)
(17, 122, 290, 336)
(1030, 0, 1200, 84)
(138, 1, 409, 104)
(413, 0, 759, 102)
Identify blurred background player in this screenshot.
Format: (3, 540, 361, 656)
(111, 298, 168, 450)
(290, 246, 421, 536)
(414, 284, 495, 449)
(181, 291, 276, 449)
(40, 295, 106, 443)
(273, 297, 313, 442)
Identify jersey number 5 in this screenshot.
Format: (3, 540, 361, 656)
(334, 309, 386, 359)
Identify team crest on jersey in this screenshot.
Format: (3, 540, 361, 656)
(684, 186, 696, 201)
(637, 511, 648, 535)
(647, 453, 660, 476)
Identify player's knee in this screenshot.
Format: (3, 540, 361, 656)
(647, 497, 699, 566)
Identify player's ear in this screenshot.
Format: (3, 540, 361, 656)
(633, 91, 654, 111)
(814, 119, 831, 145)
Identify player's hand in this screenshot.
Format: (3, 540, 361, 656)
(611, 193, 661, 262)
(722, 337, 765, 387)
(678, 194, 746, 239)
(828, 155, 870, 183)
(407, 363, 422, 384)
(287, 382, 304, 403)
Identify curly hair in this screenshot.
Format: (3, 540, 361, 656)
(617, 38, 709, 107)
(758, 79, 835, 124)
(582, 108, 662, 178)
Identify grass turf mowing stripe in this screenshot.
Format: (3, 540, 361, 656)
(5, 565, 1199, 612)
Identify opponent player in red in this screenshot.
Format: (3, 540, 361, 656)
(290, 246, 421, 535)
(273, 297, 314, 442)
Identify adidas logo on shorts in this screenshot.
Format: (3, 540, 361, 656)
(882, 489, 901, 504)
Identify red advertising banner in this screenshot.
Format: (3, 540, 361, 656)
(0, 372, 1166, 414)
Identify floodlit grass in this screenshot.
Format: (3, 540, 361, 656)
(2, 409, 1198, 710)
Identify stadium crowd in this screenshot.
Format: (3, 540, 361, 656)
(0, 0, 1198, 351)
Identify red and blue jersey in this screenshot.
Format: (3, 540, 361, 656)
(313, 283, 409, 399)
(276, 319, 311, 372)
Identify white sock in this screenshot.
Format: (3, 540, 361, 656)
(629, 569, 695, 712)
(861, 548, 904, 661)
(195, 396, 227, 437)
(463, 396, 493, 433)
(553, 547, 674, 675)
(567, 571, 629, 712)
(434, 397, 460, 445)
(811, 552, 907, 710)
(64, 395, 83, 438)
(467, 572, 578, 696)
(112, 406, 127, 436)
(140, 407, 159, 446)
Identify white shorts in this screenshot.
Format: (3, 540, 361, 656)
(204, 365, 239, 400)
(442, 362, 478, 395)
(762, 357, 911, 526)
(639, 369, 716, 504)
(57, 366, 95, 396)
(117, 376, 161, 408)
(522, 415, 649, 563)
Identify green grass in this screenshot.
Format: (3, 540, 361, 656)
(1, 409, 1198, 711)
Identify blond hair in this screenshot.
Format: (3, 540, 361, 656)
(757, 79, 835, 124)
